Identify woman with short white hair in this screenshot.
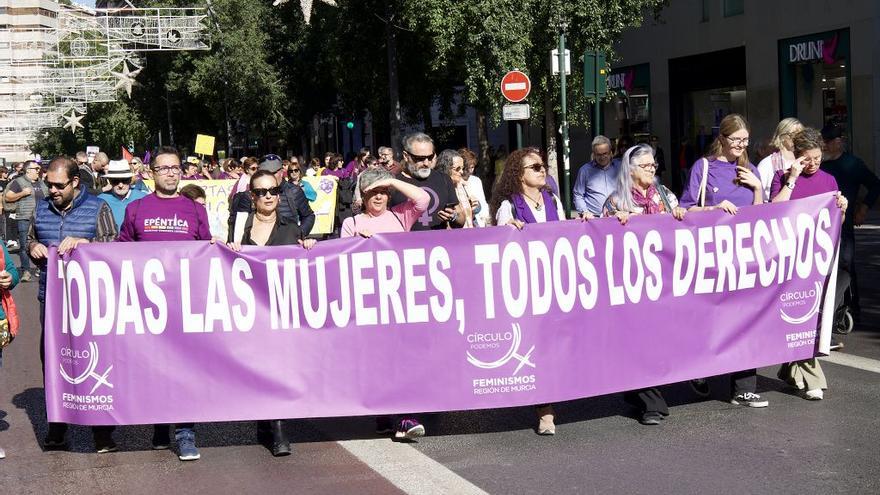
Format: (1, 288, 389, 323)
(757, 118, 803, 201)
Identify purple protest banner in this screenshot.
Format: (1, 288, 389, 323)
(44, 193, 841, 425)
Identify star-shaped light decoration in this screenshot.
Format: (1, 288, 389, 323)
(62, 109, 84, 133)
(111, 62, 142, 98)
(272, 0, 337, 25)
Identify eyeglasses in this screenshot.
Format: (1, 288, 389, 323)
(108, 178, 130, 185)
(637, 162, 658, 170)
(725, 136, 750, 147)
(26, 167, 40, 172)
(153, 166, 182, 176)
(251, 186, 282, 197)
(525, 163, 547, 172)
(247, 166, 258, 172)
(405, 151, 436, 163)
(451, 166, 464, 173)
(46, 179, 73, 191)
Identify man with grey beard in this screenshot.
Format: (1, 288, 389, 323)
(390, 132, 463, 230)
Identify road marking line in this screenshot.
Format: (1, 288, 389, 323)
(337, 439, 489, 495)
(819, 353, 880, 374)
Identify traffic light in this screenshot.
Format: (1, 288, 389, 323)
(346, 121, 355, 130)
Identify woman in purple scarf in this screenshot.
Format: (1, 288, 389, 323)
(602, 143, 686, 426)
(490, 147, 567, 229)
(489, 147, 569, 435)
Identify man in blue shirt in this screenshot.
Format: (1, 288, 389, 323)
(573, 136, 621, 217)
(98, 160, 147, 228)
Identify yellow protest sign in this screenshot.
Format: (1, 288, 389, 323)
(194, 134, 216, 156)
(302, 176, 338, 235)
(144, 179, 236, 240)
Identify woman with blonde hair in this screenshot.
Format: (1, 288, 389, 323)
(757, 118, 803, 201)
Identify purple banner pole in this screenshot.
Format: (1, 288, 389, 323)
(44, 194, 841, 425)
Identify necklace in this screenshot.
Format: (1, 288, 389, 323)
(255, 212, 276, 224)
(522, 191, 543, 211)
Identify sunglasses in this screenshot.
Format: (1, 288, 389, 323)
(525, 163, 547, 172)
(46, 179, 73, 190)
(405, 151, 436, 163)
(252, 186, 282, 197)
(108, 178, 130, 185)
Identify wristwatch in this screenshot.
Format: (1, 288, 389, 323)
(785, 181, 795, 190)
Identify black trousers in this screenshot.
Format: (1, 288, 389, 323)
(624, 388, 669, 415)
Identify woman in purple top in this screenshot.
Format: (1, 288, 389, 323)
(680, 114, 770, 409)
(680, 113, 762, 213)
(770, 128, 848, 401)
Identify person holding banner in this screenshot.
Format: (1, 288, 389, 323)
(435, 150, 478, 228)
(227, 169, 316, 455)
(602, 143, 687, 425)
(27, 157, 119, 453)
(770, 127, 848, 400)
(339, 168, 429, 439)
(117, 147, 211, 461)
(490, 147, 569, 435)
(679, 113, 769, 408)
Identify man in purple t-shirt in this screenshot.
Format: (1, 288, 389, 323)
(117, 147, 210, 461)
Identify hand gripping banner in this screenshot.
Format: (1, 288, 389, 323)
(44, 194, 841, 425)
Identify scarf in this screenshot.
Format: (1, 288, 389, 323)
(512, 189, 559, 224)
(631, 185, 662, 215)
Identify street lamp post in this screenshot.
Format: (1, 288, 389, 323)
(557, 23, 571, 217)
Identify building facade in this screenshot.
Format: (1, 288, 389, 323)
(603, 0, 879, 191)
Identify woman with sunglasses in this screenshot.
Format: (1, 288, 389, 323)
(435, 149, 477, 228)
(602, 144, 686, 425)
(489, 148, 569, 435)
(679, 113, 768, 409)
(227, 169, 315, 456)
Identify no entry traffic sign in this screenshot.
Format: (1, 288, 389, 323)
(501, 70, 531, 103)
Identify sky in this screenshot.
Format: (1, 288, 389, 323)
(72, 0, 97, 7)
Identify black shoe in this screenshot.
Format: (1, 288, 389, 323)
(44, 423, 68, 450)
(270, 420, 291, 457)
(639, 412, 662, 425)
(375, 416, 394, 435)
(689, 379, 711, 398)
(152, 424, 171, 450)
(94, 428, 118, 454)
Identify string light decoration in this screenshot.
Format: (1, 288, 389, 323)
(0, 2, 209, 158)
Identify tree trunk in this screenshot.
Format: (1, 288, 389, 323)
(386, 0, 402, 155)
(543, 92, 559, 187)
(476, 109, 492, 196)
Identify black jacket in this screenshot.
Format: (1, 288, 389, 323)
(241, 214, 303, 246)
(228, 181, 315, 241)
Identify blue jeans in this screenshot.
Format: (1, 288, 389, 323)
(17, 219, 30, 273)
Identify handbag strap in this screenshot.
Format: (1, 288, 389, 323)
(698, 158, 709, 208)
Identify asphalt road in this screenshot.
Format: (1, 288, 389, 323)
(0, 217, 878, 494)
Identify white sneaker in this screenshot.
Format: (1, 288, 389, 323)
(805, 389, 824, 400)
(0, 446, 6, 459)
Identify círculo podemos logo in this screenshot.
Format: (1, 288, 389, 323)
(779, 281, 823, 325)
(58, 341, 115, 412)
(467, 323, 537, 396)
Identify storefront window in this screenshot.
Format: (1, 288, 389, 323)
(682, 86, 747, 155)
(604, 64, 651, 141)
(779, 29, 851, 137)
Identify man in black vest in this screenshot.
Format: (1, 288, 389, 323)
(27, 157, 118, 453)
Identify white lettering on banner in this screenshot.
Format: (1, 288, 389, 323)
(477, 236, 600, 317)
(265, 247, 459, 330)
(59, 259, 168, 336)
(53, 205, 836, 336)
(671, 210, 835, 296)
